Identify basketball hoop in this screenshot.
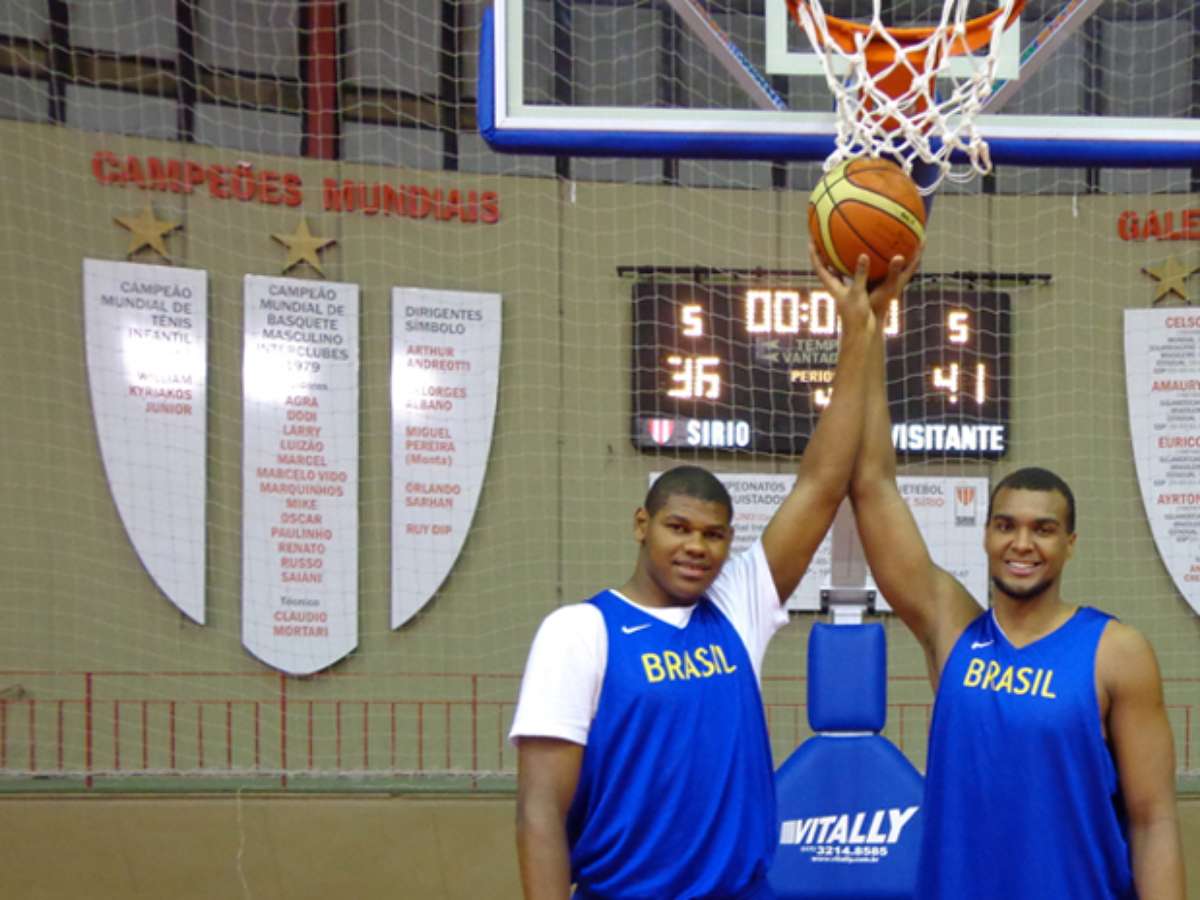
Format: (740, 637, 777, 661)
(786, 0, 1027, 193)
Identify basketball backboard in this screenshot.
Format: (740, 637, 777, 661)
(479, 0, 1200, 167)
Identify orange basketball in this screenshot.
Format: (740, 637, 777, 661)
(808, 158, 926, 283)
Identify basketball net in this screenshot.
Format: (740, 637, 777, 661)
(787, 0, 1026, 194)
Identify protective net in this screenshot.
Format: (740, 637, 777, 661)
(0, 0, 1197, 792)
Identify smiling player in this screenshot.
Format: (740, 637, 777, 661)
(509, 250, 918, 900)
(822, 221, 1188, 900)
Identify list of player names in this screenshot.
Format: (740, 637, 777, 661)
(391, 288, 501, 628)
(243, 275, 360, 674)
(1126, 308, 1200, 615)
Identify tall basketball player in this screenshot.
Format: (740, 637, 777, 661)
(827, 236, 1186, 899)
(509, 251, 919, 900)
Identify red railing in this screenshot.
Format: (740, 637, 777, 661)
(0, 671, 1194, 788)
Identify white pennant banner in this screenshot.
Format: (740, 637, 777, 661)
(242, 276, 360, 674)
(1125, 308, 1200, 616)
(392, 289, 502, 628)
(83, 258, 208, 623)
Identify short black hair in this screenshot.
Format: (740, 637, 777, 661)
(987, 467, 1076, 533)
(644, 466, 733, 521)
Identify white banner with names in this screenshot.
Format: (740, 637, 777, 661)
(1125, 308, 1200, 617)
(83, 258, 208, 623)
(243, 276, 359, 675)
(652, 472, 989, 611)
(392, 288, 502, 628)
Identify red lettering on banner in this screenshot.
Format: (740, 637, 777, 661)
(1151, 379, 1200, 391)
(406, 453, 452, 466)
(92, 150, 119, 184)
(1157, 493, 1200, 505)
(92, 153, 491, 220)
(1158, 436, 1200, 449)
(1117, 208, 1200, 241)
(321, 178, 500, 224)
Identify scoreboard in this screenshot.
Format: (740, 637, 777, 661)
(631, 282, 1011, 458)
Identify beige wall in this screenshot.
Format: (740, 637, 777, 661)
(0, 118, 1198, 889)
(2, 794, 1199, 899)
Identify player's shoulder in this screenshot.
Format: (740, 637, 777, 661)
(707, 541, 773, 606)
(1097, 617, 1161, 693)
(533, 600, 605, 642)
(1097, 615, 1151, 653)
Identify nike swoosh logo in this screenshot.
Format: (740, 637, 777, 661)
(621, 624, 653, 635)
(970, 640, 994, 649)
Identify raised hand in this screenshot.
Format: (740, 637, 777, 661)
(808, 243, 923, 329)
(867, 248, 923, 320)
(808, 243, 873, 335)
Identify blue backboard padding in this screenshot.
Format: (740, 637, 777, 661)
(479, 8, 1200, 168)
(770, 735, 924, 899)
(808, 623, 886, 733)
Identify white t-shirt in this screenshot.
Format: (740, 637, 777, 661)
(509, 541, 788, 746)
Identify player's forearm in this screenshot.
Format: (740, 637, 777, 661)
(1130, 814, 1186, 899)
(851, 321, 897, 500)
(516, 811, 573, 900)
(795, 312, 874, 495)
(846, 320, 937, 626)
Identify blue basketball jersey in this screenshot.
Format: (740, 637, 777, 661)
(567, 590, 777, 900)
(918, 607, 1135, 900)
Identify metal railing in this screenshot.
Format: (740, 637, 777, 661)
(0, 670, 1193, 789)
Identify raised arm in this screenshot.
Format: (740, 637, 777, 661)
(516, 737, 584, 900)
(761, 250, 902, 603)
(842, 249, 977, 675)
(1101, 624, 1186, 899)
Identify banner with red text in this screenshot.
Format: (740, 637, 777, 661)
(83, 259, 208, 623)
(392, 289, 502, 628)
(243, 276, 359, 674)
(1126, 309, 1200, 616)
(652, 472, 989, 611)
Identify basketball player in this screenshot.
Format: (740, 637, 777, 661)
(509, 251, 919, 900)
(814, 245, 1187, 898)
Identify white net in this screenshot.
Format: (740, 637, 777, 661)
(787, 0, 1023, 191)
(0, 0, 1197, 795)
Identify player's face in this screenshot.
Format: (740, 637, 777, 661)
(633, 494, 733, 607)
(984, 488, 1076, 603)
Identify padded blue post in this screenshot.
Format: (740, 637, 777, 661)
(807, 624, 886, 733)
(768, 623, 924, 899)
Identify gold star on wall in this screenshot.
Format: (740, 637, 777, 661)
(114, 205, 181, 259)
(271, 219, 336, 277)
(1142, 256, 1199, 304)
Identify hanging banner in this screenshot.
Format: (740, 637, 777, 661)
(243, 276, 359, 675)
(392, 289, 502, 628)
(651, 472, 989, 611)
(83, 258, 208, 623)
(1125, 308, 1200, 616)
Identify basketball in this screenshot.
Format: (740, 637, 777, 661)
(808, 158, 926, 283)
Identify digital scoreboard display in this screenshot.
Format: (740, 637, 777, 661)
(632, 283, 1010, 458)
